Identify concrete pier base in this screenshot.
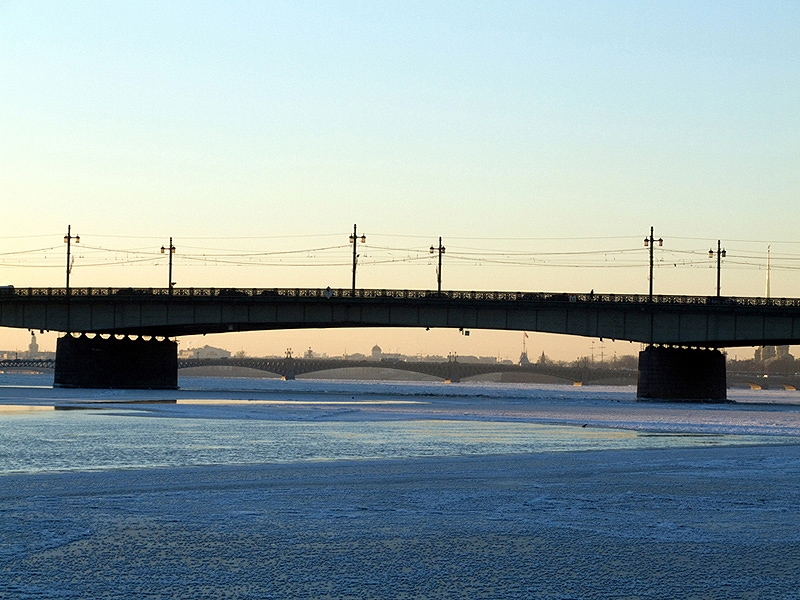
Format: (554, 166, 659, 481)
(54, 334, 178, 389)
(281, 358, 296, 380)
(637, 346, 727, 402)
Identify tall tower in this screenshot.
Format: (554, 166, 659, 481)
(28, 332, 39, 358)
(519, 332, 530, 365)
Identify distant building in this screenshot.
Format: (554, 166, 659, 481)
(179, 345, 232, 359)
(0, 333, 55, 360)
(421, 354, 447, 362)
(456, 355, 497, 364)
(754, 346, 791, 362)
(26, 333, 39, 358)
(371, 344, 382, 359)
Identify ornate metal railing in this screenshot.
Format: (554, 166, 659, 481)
(3, 286, 800, 308)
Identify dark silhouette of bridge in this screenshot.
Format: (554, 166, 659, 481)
(3, 286, 800, 399)
(0, 358, 56, 371)
(5, 357, 799, 391)
(0, 356, 632, 384)
(179, 357, 634, 384)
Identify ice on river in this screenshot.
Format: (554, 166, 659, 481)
(1, 374, 799, 598)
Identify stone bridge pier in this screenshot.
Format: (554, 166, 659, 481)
(54, 334, 178, 389)
(636, 346, 727, 402)
(282, 359, 296, 381)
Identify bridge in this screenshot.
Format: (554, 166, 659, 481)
(2, 286, 800, 400)
(178, 356, 633, 384)
(0, 357, 630, 385)
(5, 357, 799, 390)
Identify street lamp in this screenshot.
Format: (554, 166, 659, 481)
(643, 226, 663, 299)
(430, 236, 445, 294)
(161, 237, 176, 294)
(708, 240, 726, 297)
(349, 224, 366, 293)
(64, 225, 80, 293)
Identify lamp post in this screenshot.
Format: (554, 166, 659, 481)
(430, 236, 445, 294)
(64, 225, 80, 293)
(708, 240, 726, 297)
(349, 224, 366, 293)
(161, 237, 176, 294)
(643, 226, 663, 299)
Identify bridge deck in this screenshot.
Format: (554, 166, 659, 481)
(2, 287, 800, 347)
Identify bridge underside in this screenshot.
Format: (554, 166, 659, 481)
(50, 334, 727, 401)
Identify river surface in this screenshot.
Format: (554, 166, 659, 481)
(1, 373, 798, 474)
(3, 374, 800, 599)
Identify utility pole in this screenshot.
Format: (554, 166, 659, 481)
(430, 236, 445, 293)
(643, 226, 663, 300)
(161, 237, 176, 294)
(708, 240, 726, 297)
(64, 225, 80, 293)
(766, 245, 771, 299)
(349, 224, 366, 293)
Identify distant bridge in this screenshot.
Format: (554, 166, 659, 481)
(4, 357, 799, 390)
(178, 357, 634, 384)
(0, 357, 633, 385)
(0, 358, 56, 371)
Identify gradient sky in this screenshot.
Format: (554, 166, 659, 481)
(2, 1, 798, 361)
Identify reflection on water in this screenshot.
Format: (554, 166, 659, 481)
(0, 409, 786, 475)
(0, 405, 54, 414)
(176, 399, 424, 405)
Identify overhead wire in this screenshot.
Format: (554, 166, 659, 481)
(4, 236, 800, 275)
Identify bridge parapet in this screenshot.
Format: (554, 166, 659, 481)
(5, 286, 800, 308)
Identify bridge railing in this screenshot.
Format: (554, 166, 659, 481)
(4, 287, 800, 308)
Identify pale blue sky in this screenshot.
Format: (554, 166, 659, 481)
(1, 1, 798, 359)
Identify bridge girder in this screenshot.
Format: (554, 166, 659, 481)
(2, 287, 800, 348)
(178, 357, 631, 385)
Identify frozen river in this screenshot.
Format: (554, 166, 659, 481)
(1, 374, 800, 598)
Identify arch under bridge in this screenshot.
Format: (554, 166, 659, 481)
(178, 357, 633, 384)
(4, 357, 799, 390)
(0, 357, 632, 385)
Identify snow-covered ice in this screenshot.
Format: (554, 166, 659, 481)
(1, 374, 799, 598)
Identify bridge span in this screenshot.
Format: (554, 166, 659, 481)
(2, 286, 800, 346)
(3, 286, 800, 400)
(0, 356, 627, 384)
(178, 357, 633, 385)
(6, 358, 799, 390)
